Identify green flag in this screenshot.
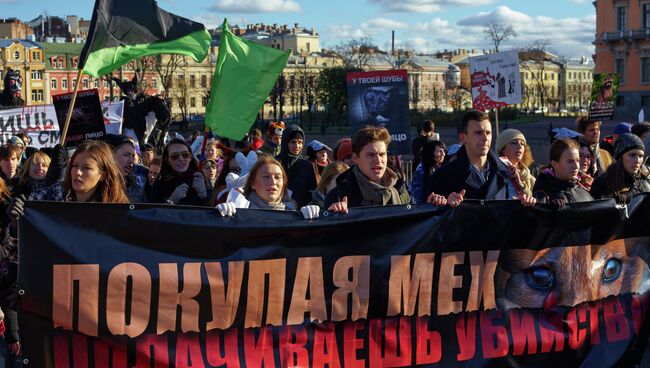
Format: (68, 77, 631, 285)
(205, 19, 290, 140)
(79, 0, 211, 77)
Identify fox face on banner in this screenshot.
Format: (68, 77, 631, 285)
(17, 197, 650, 367)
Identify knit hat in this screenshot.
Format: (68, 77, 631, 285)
(336, 138, 353, 161)
(613, 122, 632, 135)
(306, 140, 332, 161)
(103, 134, 135, 150)
(631, 122, 650, 138)
(614, 133, 645, 159)
(7, 136, 24, 147)
(495, 129, 526, 156)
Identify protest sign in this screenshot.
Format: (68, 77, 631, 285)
(0, 101, 123, 149)
(470, 50, 522, 111)
(53, 89, 106, 147)
(589, 73, 619, 121)
(18, 196, 650, 366)
(347, 70, 411, 155)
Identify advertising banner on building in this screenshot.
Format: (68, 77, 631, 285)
(470, 50, 522, 111)
(0, 101, 123, 149)
(347, 70, 411, 155)
(53, 89, 106, 147)
(17, 196, 650, 367)
(589, 73, 619, 121)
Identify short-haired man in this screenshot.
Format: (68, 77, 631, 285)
(576, 117, 613, 177)
(426, 110, 535, 207)
(326, 126, 410, 212)
(411, 120, 439, 169)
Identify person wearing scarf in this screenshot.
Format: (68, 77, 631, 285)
(149, 138, 210, 206)
(325, 126, 410, 212)
(276, 125, 317, 207)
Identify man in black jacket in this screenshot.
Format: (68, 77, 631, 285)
(426, 110, 535, 207)
(325, 126, 409, 212)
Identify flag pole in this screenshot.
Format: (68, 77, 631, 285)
(59, 68, 85, 146)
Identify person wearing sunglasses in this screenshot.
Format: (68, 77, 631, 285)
(150, 138, 210, 206)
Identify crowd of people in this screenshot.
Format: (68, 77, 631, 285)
(0, 110, 645, 364)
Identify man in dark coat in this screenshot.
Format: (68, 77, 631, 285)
(325, 126, 409, 212)
(276, 125, 317, 207)
(426, 110, 535, 207)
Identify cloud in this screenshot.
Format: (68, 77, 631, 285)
(457, 5, 531, 26)
(361, 18, 409, 33)
(326, 24, 366, 40)
(368, 0, 494, 13)
(568, 0, 590, 3)
(211, 0, 300, 13)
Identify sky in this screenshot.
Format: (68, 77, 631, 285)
(1, 0, 596, 59)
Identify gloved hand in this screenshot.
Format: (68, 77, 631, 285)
(551, 198, 567, 210)
(300, 205, 320, 219)
(192, 172, 208, 199)
(216, 202, 236, 217)
(7, 195, 26, 229)
(168, 183, 189, 204)
(52, 144, 68, 167)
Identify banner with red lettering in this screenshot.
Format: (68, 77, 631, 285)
(17, 196, 650, 367)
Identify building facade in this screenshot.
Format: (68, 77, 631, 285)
(593, 0, 650, 119)
(0, 18, 34, 39)
(0, 39, 45, 105)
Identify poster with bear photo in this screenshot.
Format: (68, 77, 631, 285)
(346, 70, 411, 155)
(588, 73, 619, 121)
(469, 50, 522, 111)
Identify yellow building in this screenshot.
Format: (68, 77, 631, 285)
(0, 39, 46, 105)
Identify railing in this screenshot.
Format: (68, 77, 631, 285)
(597, 28, 650, 42)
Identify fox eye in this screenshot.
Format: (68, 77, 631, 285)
(524, 266, 554, 290)
(602, 258, 622, 283)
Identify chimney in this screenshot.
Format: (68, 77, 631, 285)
(294, 22, 299, 29)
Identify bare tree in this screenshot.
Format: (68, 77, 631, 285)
(448, 87, 471, 112)
(521, 39, 559, 116)
(484, 23, 517, 53)
(155, 54, 184, 100)
(333, 37, 380, 69)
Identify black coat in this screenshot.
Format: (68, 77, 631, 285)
(427, 146, 512, 200)
(532, 172, 593, 203)
(324, 167, 410, 209)
(277, 125, 317, 207)
(590, 170, 650, 203)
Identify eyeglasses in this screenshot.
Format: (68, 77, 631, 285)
(169, 151, 191, 161)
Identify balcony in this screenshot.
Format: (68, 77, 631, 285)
(596, 29, 650, 43)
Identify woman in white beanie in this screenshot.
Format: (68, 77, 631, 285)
(495, 129, 536, 197)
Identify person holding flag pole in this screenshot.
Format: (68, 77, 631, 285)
(59, 0, 213, 147)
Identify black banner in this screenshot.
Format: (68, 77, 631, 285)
(18, 196, 650, 367)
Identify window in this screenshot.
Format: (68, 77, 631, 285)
(190, 97, 196, 108)
(72, 79, 77, 88)
(616, 95, 625, 106)
(142, 79, 148, 89)
(617, 6, 627, 31)
(58, 58, 63, 68)
(94, 79, 99, 88)
(37, 90, 43, 101)
(152, 79, 157, 88)
(190, 75, 196, 87)
(644, 3, 650, 29)
(62, 79, 68, 89)
(306, 42, 311, 52)
(13, 50, 19, 60)
(82, 79, 89, 89)
(51, 79, 57, 89)
(642, 57, 650, 83)
(200, 75, 207, 88)
(103, 80, 109, 88)
(202, 96, 208, 107)
(642, 96, 650, 106)
(615, 58, 626, 84)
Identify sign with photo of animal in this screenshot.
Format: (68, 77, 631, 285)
(17, 195, 650, 367)
(589, 73, 619, 121)
(53, 89, 106, 147)
(346, 70, 411, 155)
(469, 50, 522, 111)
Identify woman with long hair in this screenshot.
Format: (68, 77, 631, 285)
(532, 138, 593, 206)
(27, 140, 128, 203)
(310, 162, 349, 208)
(495, 129, 536, 197)
(150, 138, 210, 206)
(216, 156, 320, 219)
(410, 140, 446, 204)
(591, 133, 650, 203)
